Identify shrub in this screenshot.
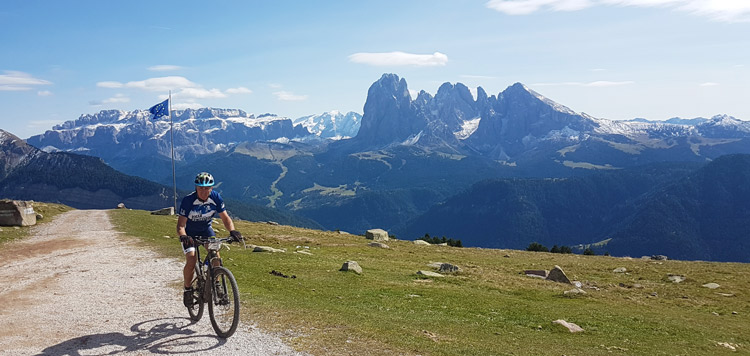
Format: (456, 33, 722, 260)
(527, 242, 549, 252)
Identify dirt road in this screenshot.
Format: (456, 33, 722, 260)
(0, 210, 307, 355)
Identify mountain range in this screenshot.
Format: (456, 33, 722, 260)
(17, 73, 750, 261)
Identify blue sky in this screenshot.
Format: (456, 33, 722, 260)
(2, 0, 749, 139)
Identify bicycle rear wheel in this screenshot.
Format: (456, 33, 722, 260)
(208, 266, 240, 338)
(187, 262, 205, 321)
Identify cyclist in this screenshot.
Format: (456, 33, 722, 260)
(177, 172, 242, 307)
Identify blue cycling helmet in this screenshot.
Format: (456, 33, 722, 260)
(194, 172, 215, 187)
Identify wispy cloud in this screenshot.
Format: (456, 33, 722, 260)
(348, 51, 448, 67)
(274, 91, 308, 101)
(148, 65, 183, 72)
(0, 70, 52, 91)
(37, 90, 53, 96)
(226, 87, 253, 94)
(90, 93, 130, 106)
(486, 0, 750, 22)
(533, 80, 635, 87)
(97, 76, 200, 92)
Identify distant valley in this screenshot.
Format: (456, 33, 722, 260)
(15, 73, 750, 262)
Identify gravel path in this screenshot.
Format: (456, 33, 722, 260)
(0, 209, 308, 356)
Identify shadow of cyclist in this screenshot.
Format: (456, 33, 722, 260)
(36, 317, 227, 355)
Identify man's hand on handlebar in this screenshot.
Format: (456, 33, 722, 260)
(179, 235, 193, 245)
(230, 230, 243, 242)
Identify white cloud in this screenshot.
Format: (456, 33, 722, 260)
(174, 87, 227, 100)
(348, 51, 449, 67)
(148, 65, 183, 71)
(171, 102, 205, 110)
(124, 76, 200, 92)
(274, 91, 308, 101)
(89, 93, 130, 106)
(487, 0, 750, 22)
(96, 81, 124, 88)
(533, 80, 635, 86)
(37, 90, 53, 96)
(226, 87, 253, 94)
(461, 74, 497, 79)
(700, 82, 719, 86)
(0, 70, 52, 91)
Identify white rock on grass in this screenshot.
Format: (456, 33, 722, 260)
(417, 270, 444, 278)
(702, 283, 720, 289)
(552, 319, 584, 333)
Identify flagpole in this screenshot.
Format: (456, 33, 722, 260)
(169, 91, 177, 213)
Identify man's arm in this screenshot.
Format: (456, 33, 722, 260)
(218, 211, 235, 232)
(177, 215, 188, 236)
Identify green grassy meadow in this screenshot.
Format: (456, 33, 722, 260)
(109, 208, 750, 356)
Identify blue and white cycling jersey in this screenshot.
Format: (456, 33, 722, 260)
(179, 190, 226, 237)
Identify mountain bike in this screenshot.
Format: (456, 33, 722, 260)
(184, 236, 243, 338)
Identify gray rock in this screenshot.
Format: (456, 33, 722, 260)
(340, 261, 362, 274)
(546, 265, 571, 284)
(294, 250, 313, 255)
(613, 267, 627, 273)
(413, 239, 431, 245)
(702, 283, 720, 289)
(525, 270, 548, 278)
(368, 242, 390, 249)
(266, 221, 280, 226)
(116, 203, 126, 209)
(438, 263, 461, 273)
(552, 319, 584, 333)
(651, 255, 669, 260)
(427, 262, 445, 269)
(417, 270, 444, 278)
(150, 207, 174, 215)
(667, 274, 686, 283)
(365, 229, 389, 241)
(252, 245, 285, 253)
(564, 288, 587, 296)
(36, 213, 44, 220)
(0, 200, 37, 226)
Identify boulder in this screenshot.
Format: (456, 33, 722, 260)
(702, 283, 720, 289)
(116, 203, 126, 209)
(413, 239, 431, 245)
(368, 242, 390, 249)
(0, 200, 37, 226)
(545, 265, 571, 284)
(651, 255, 669, 261)
(438, 263, 461, 273)
(667, 274, 686, 283)
(525, 270, 548, 278)
(150, 207, 174, 215)
(365, 229, 389, 241)
(252, 245, 285, 253)
(417, 270, 444, 278)
(613, 267, 627, 273)
(552, 319, 584, 333)
(340, 260, 362, 274)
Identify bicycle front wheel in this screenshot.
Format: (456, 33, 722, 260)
(208, 266, 240, 338)
(187, 262, 205, 321)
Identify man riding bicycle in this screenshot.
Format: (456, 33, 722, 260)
(177, 172, 242, 307)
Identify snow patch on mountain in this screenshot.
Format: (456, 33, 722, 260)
(294, 111, 362, 139)
(454, 117, 481, 140)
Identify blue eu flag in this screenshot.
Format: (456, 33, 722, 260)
(149, 99, 169, 119)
